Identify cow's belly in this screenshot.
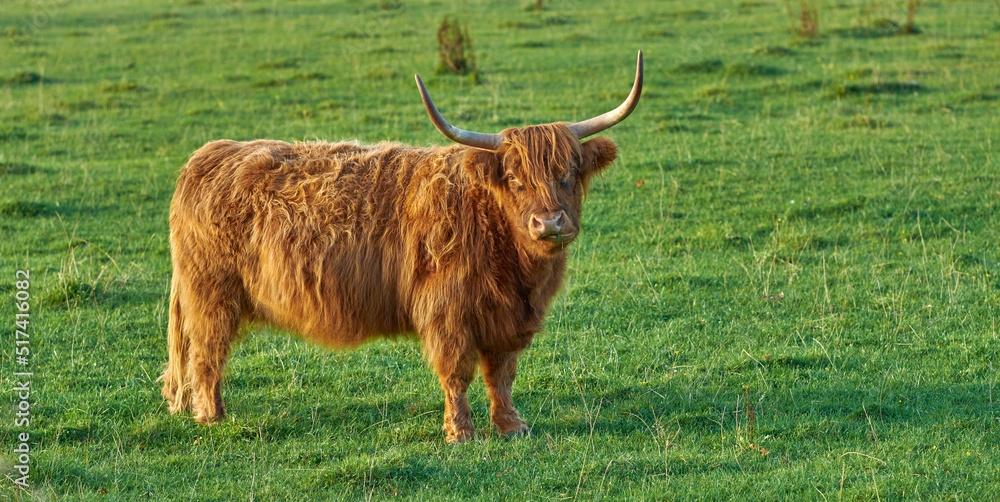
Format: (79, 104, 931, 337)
(242, 237, 413, 347)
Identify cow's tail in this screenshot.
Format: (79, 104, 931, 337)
(159, 272, 192, 414)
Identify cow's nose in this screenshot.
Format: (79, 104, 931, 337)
(529, 211, 567, 239)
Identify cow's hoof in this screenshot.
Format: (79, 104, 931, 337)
(445, 429, 475, 444)
(496, 420, 531, 438)
(194, 405, 225, 426)
(195, 413, 220, 426)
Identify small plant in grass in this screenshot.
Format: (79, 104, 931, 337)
(41, 278, 98, 309)
(903, 0, 920, 34)
(5, 71, 41, 84)
(4, 27, 31, 45)
(858, 0, 921, 36)
(436, 16, 479, 82)
(801, 2, 818, 37)
(737, 386, 770, 456)
(785, 0, 819, 38)
(378, 0, 401, 10)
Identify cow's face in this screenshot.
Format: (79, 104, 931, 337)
(416, 52, 640, 257)
(465, 124, 618, 256)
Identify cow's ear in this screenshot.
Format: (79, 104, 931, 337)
(581, 137, 618, 176)
(463, 149, 504, 187)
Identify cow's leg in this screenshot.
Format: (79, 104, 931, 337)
(481, 351, 530, 437)
(184, 282, 242, 425)
(428, 338, 478, 444)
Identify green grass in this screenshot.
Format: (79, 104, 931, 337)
(2, 0, 999, 499)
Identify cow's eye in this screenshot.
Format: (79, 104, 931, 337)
(560, 173, 575, 189)
(506, 173, 524, 191)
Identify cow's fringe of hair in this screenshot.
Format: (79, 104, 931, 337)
(501, 123, 581, 191)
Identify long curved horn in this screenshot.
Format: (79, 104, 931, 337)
(414, 75, 504, 150)
(568, 50, 643, 140)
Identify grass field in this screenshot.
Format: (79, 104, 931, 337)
(2, 0, 999, 499)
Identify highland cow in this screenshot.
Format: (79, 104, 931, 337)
(160, 51, 643, 443)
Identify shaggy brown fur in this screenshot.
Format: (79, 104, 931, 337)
(161, 122, 618, 443)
